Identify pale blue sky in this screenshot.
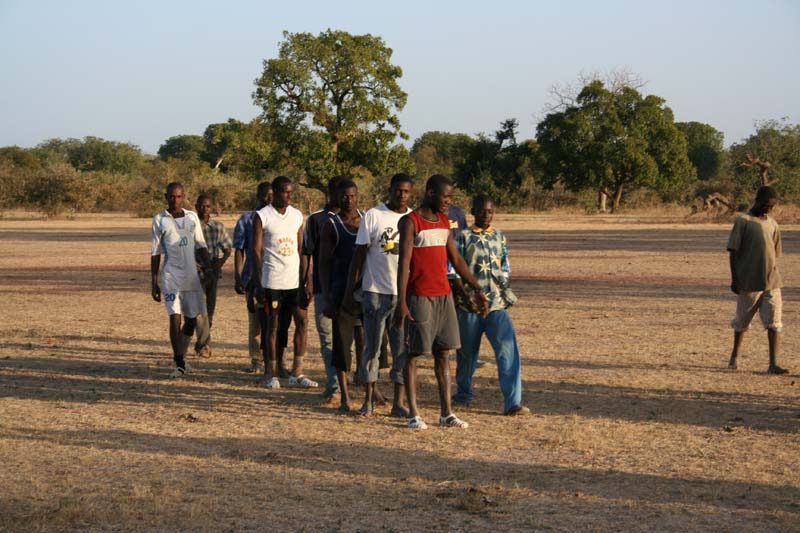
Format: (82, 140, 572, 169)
(1, 0, 798, 154)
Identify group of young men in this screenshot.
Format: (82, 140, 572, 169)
(150, 173, 530, 429)
(150, 175, 789, 430)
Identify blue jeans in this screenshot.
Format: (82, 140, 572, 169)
(314, 293, 340, 396)
(360, 291, 405, 384)
(454, 309, 522, 413)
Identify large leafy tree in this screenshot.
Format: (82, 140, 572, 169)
(454, 119, 541, 206)
(202, 119, 281, 177)
(158, 135, 204, 161)
(411, 131, 475, 178)
(675, 121, 724, 181)
(253, 29, 409, 190)
(728, 119, 800, 200)
(536, 81, 694, 211)
(33, 136, 144, 174)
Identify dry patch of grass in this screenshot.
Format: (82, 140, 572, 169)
(1, 214, 798, 531)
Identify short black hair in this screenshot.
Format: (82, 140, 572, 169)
(165, 182, 184, 195)
(272, 175, 292, 192)
(471, 194, 493, 211)
(327, 175, 347, 195)
(390, 173, 414, 187)
(195, 194, 212, 210)
(337, 179, 357, 192)
(756, 185, 778, 203)
(256, 181, 271, 198)
(425, 174, 452, 193)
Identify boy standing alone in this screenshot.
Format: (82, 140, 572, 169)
(727, 186, 788, 374)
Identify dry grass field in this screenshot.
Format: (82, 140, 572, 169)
(1, 211, 798, 532)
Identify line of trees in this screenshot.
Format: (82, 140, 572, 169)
(1, 29, 798, 216)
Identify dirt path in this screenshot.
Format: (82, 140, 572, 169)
(1, 214, 798, 531)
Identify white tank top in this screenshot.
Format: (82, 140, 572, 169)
(257, 204, 304, 290)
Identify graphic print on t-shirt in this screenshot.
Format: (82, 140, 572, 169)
(380, 227, 400, 255)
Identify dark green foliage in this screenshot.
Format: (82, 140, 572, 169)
(253, 29, 412, 191)
(411, 131, 474, 178)
(676, 122, 724, 181)
(158, 135, 204, 161)
(34, 137, 144, 174)
(536, 81, 695, 210)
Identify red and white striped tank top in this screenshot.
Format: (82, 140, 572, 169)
(408, 210, 451, 297)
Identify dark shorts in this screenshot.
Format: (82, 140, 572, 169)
(258, 289, 296, 351)
(265, 288, 298, 316)
(405, 293, 460, 356)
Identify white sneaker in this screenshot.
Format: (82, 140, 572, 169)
(263, 376, 280, 389)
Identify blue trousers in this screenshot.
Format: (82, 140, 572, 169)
(454, 309, 522, 414)
(314, 293, 340, 396)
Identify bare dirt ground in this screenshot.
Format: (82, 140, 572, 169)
(1, 212, 798, 532)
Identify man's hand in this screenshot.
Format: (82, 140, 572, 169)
(730, 280, 740, 295)
(322, 298, 335, 319)
(297, 287, 311, 310)
(394, 302, 414, 328)
(151, 281, 161, 302)
(234, 276, 245, 295)
(254, 285, 266, 306)
(342, 293, 355, 313)
(473, 290, 489, 317)
(246, 282, 256, 313)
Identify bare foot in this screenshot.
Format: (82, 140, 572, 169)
(373, 387, 389, 406)
(390, 405, 410, 418)
(358, 404, 373, 418)
(338, 403, 352, 414)
(727, 356, 738, 370)
(320, 393, 339, 407)
(767, 365, 788, 375)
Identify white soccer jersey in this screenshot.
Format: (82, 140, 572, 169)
(257, 204, 304, 290)
(151, 209, 207, 292)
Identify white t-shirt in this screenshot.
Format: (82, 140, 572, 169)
(151, 209, 207, 292)
(356, 203, 411, 295)
(257, 204, 304, 290)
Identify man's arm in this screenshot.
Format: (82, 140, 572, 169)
(216, 224, 232, 270)
(150, 255, 161, 302)
(343, 245, 368, 309)
(234, 249, 245, 294)
(318, 221, 336, 317)
(394, 216, 415, 326)
(296, 222, 311, 308)
(447, 234, 488, 315)
(729, 251, 739, 294)
(252, 216, 264, 303)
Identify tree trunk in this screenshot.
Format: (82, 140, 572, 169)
(598, 189, 608, 213)
(214, 157, 224, 170)
(612, 183, 624, 212)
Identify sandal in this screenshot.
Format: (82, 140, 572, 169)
(439, 414, 469, 428)
(408, 416, 428, 429)
(259, 376, 280, 389)
(168, 366, 188, 379)
(288, 375, 319, 388)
